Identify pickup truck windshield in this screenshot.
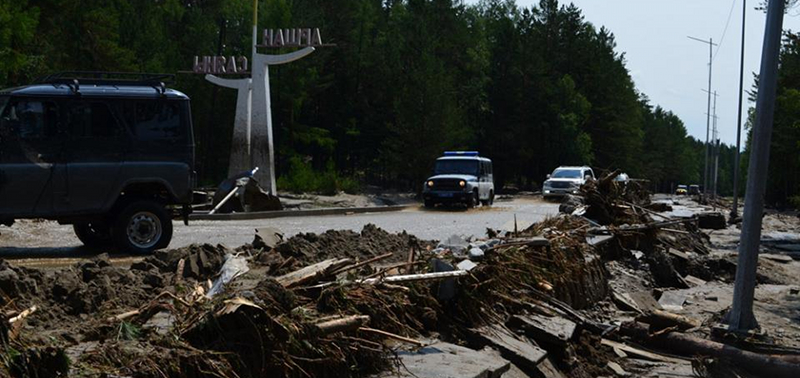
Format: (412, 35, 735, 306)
(435, 159, 478, 175)
(552, 169, 582, 179)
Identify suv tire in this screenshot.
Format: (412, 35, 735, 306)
(113, 201, 173, 254)
(482, 191, 494, 206)
(73, 222, 113, 249)
(467, 190, 479, 208)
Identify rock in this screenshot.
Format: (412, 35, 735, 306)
(143, 273, 165, 288)
(131, 261, 157, 272)
(697, 212, 726, 230)
(457, 260, 479, 272)
(469, 247, 485, 260)
(438, 235, 470, 256)
(242, 178, 283, 211)
(559, 195, 584, 214)
(432, 259, 458, 301)
(253, 227, 283, 250)
(375, 342, 511, 378)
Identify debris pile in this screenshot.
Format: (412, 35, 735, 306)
(2, 183, 800, 378)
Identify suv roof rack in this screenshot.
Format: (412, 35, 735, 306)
(34, 71, 174, 93)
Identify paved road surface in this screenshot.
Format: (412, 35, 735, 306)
(0, 196, 558, 267)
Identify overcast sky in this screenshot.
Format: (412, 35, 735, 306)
(477, 0, 800, 147)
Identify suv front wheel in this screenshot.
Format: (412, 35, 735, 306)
(114, 201, 173, 254)
(73, 222, 114, 249)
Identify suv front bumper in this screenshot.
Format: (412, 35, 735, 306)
(424, 190, 471, 203)
(543, 188, 580, 197)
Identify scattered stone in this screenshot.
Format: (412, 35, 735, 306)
(438, 235, 470, 256)
(457, 260, 479, 272)
(253, 227, 283, 250)
(469, 247, 485, 260)
(658, 291, 687, 312)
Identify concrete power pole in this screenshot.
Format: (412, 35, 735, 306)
(731, 0, 747, 219)
(727, 0, 785, 332)
(689, 36, 718, 195)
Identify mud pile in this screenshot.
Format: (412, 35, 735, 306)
(275, 224, 431, 265)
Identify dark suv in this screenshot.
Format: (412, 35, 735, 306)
(0, 72, 195, 253)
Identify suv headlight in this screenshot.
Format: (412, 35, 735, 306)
(427, 180, 434, 187)
(459, 180, 466, 188)
(543, 181, 552, 188)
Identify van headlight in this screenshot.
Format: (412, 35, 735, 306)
(427, 181, 434, 187)
(459, 180, 466, 188)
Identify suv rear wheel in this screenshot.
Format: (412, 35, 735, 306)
(114, 201, 173, 254)
(73, 222, 113, 249)
(481, 191, 494, 206)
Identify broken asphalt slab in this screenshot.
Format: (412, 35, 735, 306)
(375, 342, 511, 378)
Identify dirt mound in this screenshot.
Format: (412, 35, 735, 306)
(275, 224, 431, 265)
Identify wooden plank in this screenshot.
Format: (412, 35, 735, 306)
(600, 339, 689, 364)
(276, 258, 352, 288)
(472, 324, 548, 370)
(509, 314, 576, 346)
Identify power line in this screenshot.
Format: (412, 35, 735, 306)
(714, 0, 739, 62)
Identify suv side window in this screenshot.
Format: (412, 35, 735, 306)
(68, 101, 123, 138)
(121, 100, 184, 141)
(0, 99, 61, 163)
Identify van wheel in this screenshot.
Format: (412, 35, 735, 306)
(481, 191, 494, 206)
(73, 222, 113, 249)
(114, 201, 173, 254)
(468, 191, 479, 208)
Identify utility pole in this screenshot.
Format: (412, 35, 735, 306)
(731, 0, 748, 220)
(726, 0, 785, 332)
(688, 36, 718, 195)
(702, 89, 720, 197)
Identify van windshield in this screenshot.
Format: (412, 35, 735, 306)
(552, 169, 582, 179)
(435, 159, 478, 175)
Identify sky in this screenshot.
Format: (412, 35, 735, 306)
(477, 0, 800, 147)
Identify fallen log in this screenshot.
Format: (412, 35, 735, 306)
(621, 321, 800, 378)
(315, 315, 370, 335)
(638, 309, 701, 331)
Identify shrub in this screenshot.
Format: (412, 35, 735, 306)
(278, 156, 361, 194)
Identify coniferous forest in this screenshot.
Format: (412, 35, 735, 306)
(2, 0, 798, 207)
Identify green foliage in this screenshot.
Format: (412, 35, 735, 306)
(0, 0, 751, 197)
(117, 321, 141, 341)
(278, 156, 360, 195)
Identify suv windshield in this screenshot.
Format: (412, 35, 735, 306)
(552, 169, 582, 179)
(435, 159, 478, 175)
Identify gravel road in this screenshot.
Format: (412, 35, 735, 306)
(0, 196, 558, 267)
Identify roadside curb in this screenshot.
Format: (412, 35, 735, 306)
(189, 204, 416, 221)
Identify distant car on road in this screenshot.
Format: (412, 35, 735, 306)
(422, 151, 494, 208)
(0, 72, 195, 253)
(689, 185, 701, 195)
(676, 185, 688, 195)
(542, 166, 595, 200)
